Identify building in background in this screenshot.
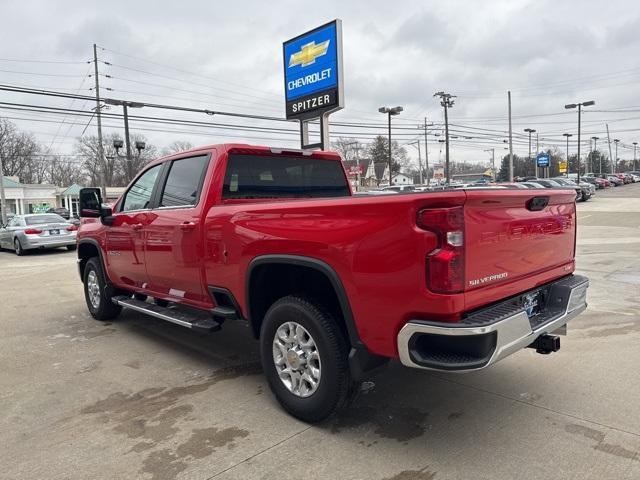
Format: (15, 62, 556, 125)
(2, 177, 126, 217)
(391, 173, 414, 185)
(1, 176, 57, 215)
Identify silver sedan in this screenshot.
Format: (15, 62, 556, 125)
(0, 214, 78, 255)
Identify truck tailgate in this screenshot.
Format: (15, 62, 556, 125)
(463, 188, 576, 306)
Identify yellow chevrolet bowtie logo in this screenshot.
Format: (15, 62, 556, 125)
(289, 40, 330, 68)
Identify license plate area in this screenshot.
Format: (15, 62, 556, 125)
(49, 229, 60, 235)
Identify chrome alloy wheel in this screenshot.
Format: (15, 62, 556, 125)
(272, 321, 321, 398)
(87, 270, 101, 309)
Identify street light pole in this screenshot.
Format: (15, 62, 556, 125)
(614, 139, 619, 173)
(565, 100, 595, 184)
(634, 142, 638, 171)
(434, 92, 456, 184)
(524, 128, 536, 176)
(105, 99, 144, 183)
(123, 103, 132, 178)
(563, 133, 572, 178)
(592, 136, 600, 174)
(378, 106, 403, 185)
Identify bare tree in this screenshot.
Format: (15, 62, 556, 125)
(75, 134, 117, 187)
(117, 133, 157, 185)
(47, 157, 87, 186)
(161, 140, 193, 156)
(331, 137, 362, 162)
(75, 133, 158, 187)
(0, 119, 40, 183)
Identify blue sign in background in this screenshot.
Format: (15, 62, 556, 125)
(284, 22, 338, 101)
(536, 153, 550, 167)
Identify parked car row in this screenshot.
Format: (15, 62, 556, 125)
(323, 171, 640, 201)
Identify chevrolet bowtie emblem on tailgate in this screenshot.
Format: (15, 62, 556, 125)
(289, 40, 330, 67)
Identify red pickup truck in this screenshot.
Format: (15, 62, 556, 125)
(77, 144, 588, 421)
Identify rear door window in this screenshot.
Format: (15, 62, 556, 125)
(223, 154, 349, 199)
(159, 155, 209, 208)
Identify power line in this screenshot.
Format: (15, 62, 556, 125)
(0, 68, 88, 78)
(0, 58, 89, 65)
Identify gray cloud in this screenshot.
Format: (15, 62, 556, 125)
(0, 0, 638, 166)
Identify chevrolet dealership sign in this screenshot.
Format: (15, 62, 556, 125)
(283, 20, 344, 120)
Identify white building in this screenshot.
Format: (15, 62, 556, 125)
(391, 173, 414, 185)
(1, 176, 57, 215)
(2, 177, 126, 217)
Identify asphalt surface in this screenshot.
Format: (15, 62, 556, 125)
(1, 185, 639, 480)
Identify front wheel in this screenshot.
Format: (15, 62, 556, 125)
(83, 257, 122, 321)
(260, 295, 353, 422)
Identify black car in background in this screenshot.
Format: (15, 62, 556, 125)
(46, 207, 70, 220)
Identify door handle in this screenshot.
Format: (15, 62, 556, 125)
(180, 221, 197, 231)
(132, 223, 143, 231)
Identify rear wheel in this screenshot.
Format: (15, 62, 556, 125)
(260, 295, 353, 422)
(83, 257, 121, 321)
(14, 238, 24, 256)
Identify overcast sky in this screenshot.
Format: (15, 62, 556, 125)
(2, 0, 640, 167)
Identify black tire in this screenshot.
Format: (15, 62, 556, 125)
(83, 257, 122, 321)
(260, 295, 353, 422)
(14, 238, 24, 256)
(66, 245, 77, 251)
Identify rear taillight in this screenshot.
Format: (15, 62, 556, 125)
(66, 225, 78, 231)
(24, 228, 42, 235)
(417, 206, 465, 293)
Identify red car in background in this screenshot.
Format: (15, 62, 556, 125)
(584, 176, 609, 189)
(614, 173, 631, 184)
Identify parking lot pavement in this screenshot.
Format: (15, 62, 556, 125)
(1, 185, 639, 480)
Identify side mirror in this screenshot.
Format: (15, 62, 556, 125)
(80, 188, 115, 225)
(79, 188, 103, 218)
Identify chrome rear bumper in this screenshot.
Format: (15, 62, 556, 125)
(397, 275, 589, 372)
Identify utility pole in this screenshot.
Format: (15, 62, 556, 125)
(634, 142, 638, 171)
(417, 117, 431, 185)
(0, 142, 6, 225)
(592, 137, 600, 174)
(434, 91, 455, 184)
(614, 139, 619, 174)
(491, 148, 495, 180)
(606, 124, 613, 174)
(92, 43, 106, 198)
(508, 91, 514, 182)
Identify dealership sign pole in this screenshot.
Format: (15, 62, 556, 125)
(283, 19, 344, 149)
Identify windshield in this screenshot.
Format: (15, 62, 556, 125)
(25, 214, 66, 225)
